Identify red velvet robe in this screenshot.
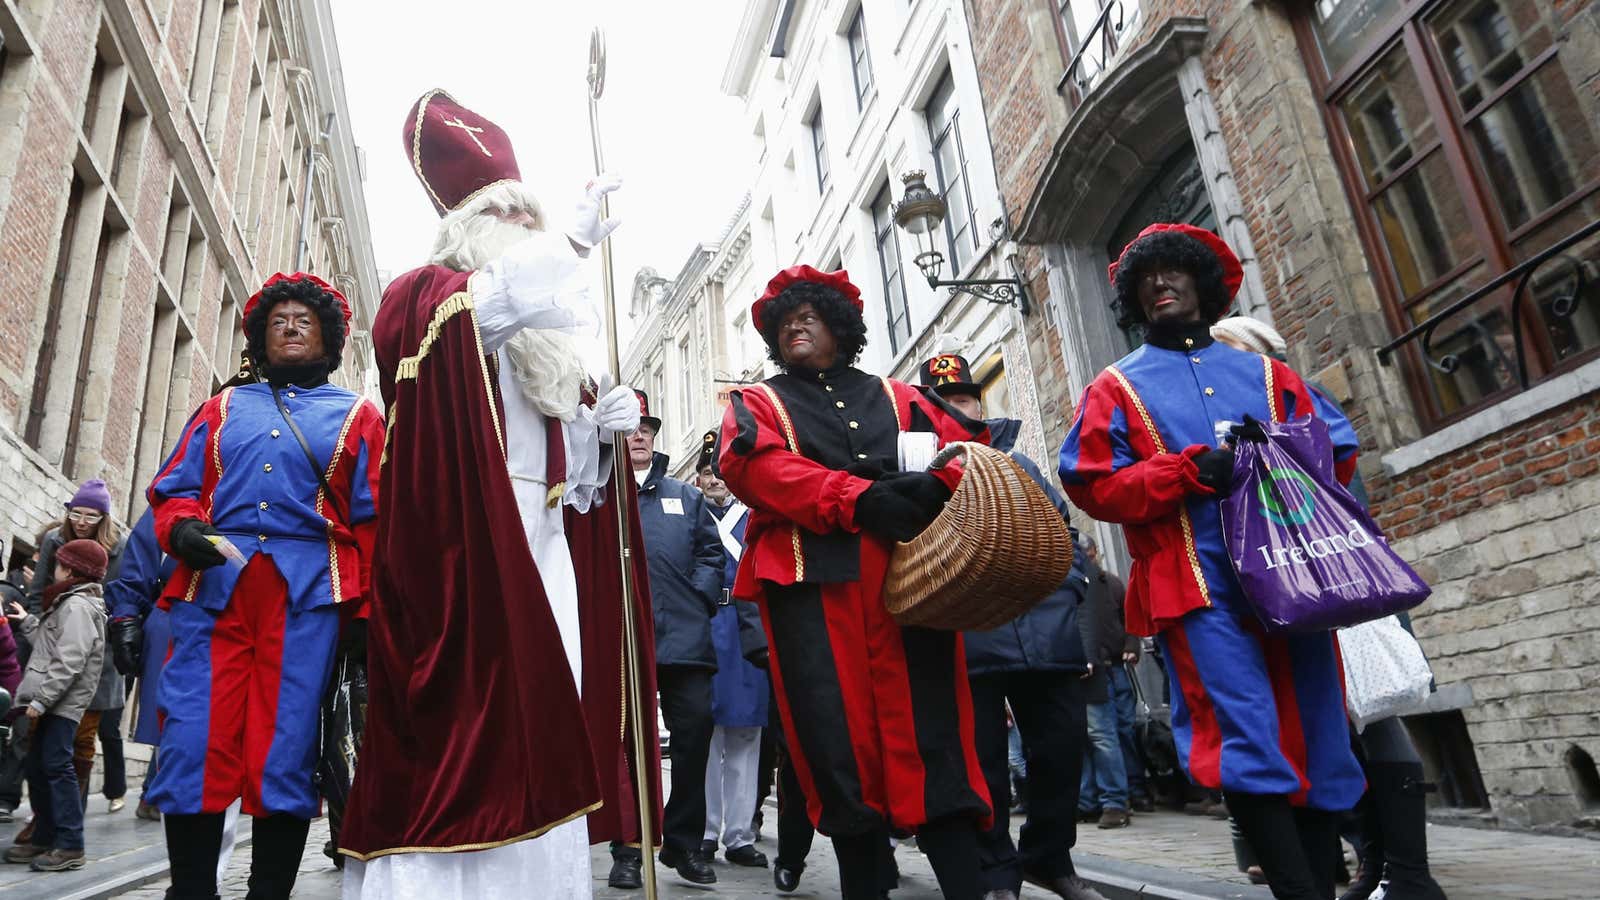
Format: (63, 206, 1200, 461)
(339, 264, 660, 859)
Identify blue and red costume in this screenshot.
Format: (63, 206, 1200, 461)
(145, 380, 383, 819)
(1058, 227, 1364, 812)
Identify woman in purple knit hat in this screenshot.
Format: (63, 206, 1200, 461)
(21, 479, 128, 821)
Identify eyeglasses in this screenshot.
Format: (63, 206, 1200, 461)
(66, 511, 105, 524)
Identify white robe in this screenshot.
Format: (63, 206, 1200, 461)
(344, 232, 608, 900)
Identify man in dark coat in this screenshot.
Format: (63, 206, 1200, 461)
(1077, 536, 1146, 828)
(919, 354, 1107, 900)
(610, 393, 724, 888)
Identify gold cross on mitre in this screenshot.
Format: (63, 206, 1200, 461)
(441, 114, 492, 157)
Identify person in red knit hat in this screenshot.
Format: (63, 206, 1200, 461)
(4, 538, 109, 873)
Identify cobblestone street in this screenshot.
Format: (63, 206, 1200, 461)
(0, 758, 1594, 899)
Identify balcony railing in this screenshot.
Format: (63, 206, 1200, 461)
(1377, 218, 1600, 397)
(1056, 1, 1139, 114)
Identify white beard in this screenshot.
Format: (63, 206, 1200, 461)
(431, 204, 585, 422)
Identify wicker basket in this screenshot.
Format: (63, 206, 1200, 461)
(883, 442, 1075, 631)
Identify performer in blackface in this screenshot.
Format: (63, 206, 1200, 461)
(339, 90, 655, 899)
(718, 266, 992, 900)
(1057, 224, 1364, 900)
(146, 273, 384, 900)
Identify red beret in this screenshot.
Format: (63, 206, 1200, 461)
(242, 272, 352, 325)
(750, 265, 864, 330)
(404, 89, 522, 217)
(1107, 223, 1244, 301)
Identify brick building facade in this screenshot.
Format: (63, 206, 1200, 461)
(0, 0, 377, 568)
(965, 0, 1600, 829)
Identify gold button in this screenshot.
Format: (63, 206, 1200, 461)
(849, 421, 859, 429)
(1184, 338, 1194, 348)
(263, 463, 272, 473)
(271, 429, 281, 438)
(1192, 357, 1202, 364)
(857, 453, 868, 459)
(1204, 387, 1215, 396)
(259, 501, 269, 510)
(287, 391, 296, 398)
(835, 401, 845, 408)
(258, 534, 268, 542)
(825, 385, 834, 392)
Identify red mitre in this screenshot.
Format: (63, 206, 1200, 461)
(1107, 223, 1244, 300)
(403, 89, 521, 217)
(750, 265, 864, 329)
(243, 272, 352, 323)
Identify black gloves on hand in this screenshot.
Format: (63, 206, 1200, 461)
(1193, 447, 1236, 495)
(879, 471, 954, 513)
(1229, 414, 1269, 444)
(170, 518, 227, 570)
(855, 472, 953, 542)
(108, 616, 143, 676)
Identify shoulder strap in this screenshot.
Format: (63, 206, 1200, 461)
(271, 386, 341, 518)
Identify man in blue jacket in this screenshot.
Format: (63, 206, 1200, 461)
(609, 392, 724, 889)
(919, 355, 1106, 900)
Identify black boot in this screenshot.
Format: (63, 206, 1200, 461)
(1370, 762, 1447, 900)
(163, 812, 225, 900)
(1291, 806, 1340, 900)
(245, 814, 311, 900)
(1224, 791, 1322, 900)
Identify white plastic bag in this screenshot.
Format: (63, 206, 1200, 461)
(1337, 615, 1432, 732)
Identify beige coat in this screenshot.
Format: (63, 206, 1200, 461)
(17, 582, 106, 723)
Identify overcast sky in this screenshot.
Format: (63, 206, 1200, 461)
(329, 0, 752, 355)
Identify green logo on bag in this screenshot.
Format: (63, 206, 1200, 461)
(1257, 468, 1318, 526)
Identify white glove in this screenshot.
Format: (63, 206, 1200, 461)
(594, 382, 640, 435)
(567, 175, 623, 254)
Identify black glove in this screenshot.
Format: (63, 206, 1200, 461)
(339, 618, 368, 661)
(1193, 447, 1236, 495)
(854, 482, 934, 542)
(1229, 414, 1269, 444)
(878, 471, 954, 520)
(108, 616, 143, 676)
(169, 518, 227, 570)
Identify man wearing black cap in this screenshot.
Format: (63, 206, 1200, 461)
(611, 392, 724, 888)
(920, 355, 1107, 900)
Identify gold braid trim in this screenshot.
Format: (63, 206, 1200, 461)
(879, 377, 903, 430)
(1106, 366, 1209, 607)
(395, 291, 474, 382)
(318, 400, 364, 605)
(184, 389, 234, 604)
(755, 384, 804, 582)
(1263, 355, 1280, 422)
(337, 799, 604, 861)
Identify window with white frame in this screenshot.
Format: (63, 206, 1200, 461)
(809, 106, 831, 192)
(847, 7, 874, 110)
(871, 184, 912, 353)
(927, 71, 979, 274)
(676, 335, 693, 431)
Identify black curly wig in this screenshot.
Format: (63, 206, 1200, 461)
(244, 277, 347, 370)
(758, 280, 869, 368)
(1111, 231, 1232, 329)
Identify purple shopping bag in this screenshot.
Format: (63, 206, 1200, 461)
(1221, 416, 1429, 633)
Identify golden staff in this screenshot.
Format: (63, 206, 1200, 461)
(587, 26, 659, 900)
